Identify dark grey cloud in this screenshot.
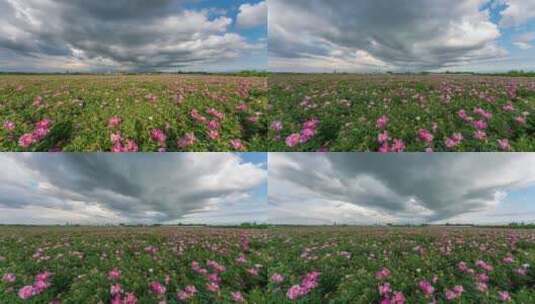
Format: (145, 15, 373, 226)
(269, 0, 505, 72)
(0, 0, 265, 71)
(0, 153, 266, 224)
(268, 153, 535, 224)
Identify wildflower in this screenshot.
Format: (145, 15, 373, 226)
(391, 139, 405, 152)
(149, 282, 166, 296)
(472, 119, 487, 130)
(3, 120, 15, 131)
(379, 282, 391, 296)
(391, 291, 406, 304)
(230, 139, 245, 151)
(285, 133, 300, 147)
(206, 282, 220, 293)
(231, 291, 245, 303)
(110, 284, 123, 297)
(18, 133, 34, 148)
(271, 121, 283, 132)
(418, 129, 433, 143)
(271, 273, 284, 283)
(378, 131, 389, 144)
(445, 133, 463, 149)
(498, 291, 511, 302)
(207, 120, 220, 130)
(376, 115, 389, 129)
(208, 130, 220, 140)
(177, 133, 196, 149)
(2, 273, 16, 283)
(418, 280, 434, 296)
(18, 285, 35, 299)
(108, 116, 122, 128)
(515, 116, 526, 125)
(287, 285, 302, 300)
(375, 267, 391, 280)
(108, 268, 121, 280)
(123, 293, 138, 304)
(150, 129, 167, 145)
(473, 130, 487, 141)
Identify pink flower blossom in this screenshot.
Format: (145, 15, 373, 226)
(149, 281, 166, 296)
(108, 268, 121, 280)
(515, 116, 526, 125)
(271, 273, 284, 283)
(208, 130, 220, 140)
(230, 139, 245, 151)
(3, 120, 15, 131)
(150, 129, 167, 145)
(376, 115, 389, 129)
(285, 133, 300, 147)
(445, 133, 463, 149)
(474, 130, 487, 141)
(418, 280, 434, 296)
(498, 291, 511, 302)
(378, 131, 389, 144)
(2, 273, 16, 283)
(18, 133, 34, 148)
(391, 139, 406, 152)
(379, 282, 391, 296)
(271, 121, 283, 132)
(418, 129, 433, 143)
(206, 282, 220, 293)
(123, 292, 138, 304)
(231, 291, 245, 303)
(472, 119, 488, 130)
(177, 132, 197, 149)
(375, 267, 391, 280)
(108, 116, 122, 128)
(110, 283, 123, 297)
(18, 285, 35, 299)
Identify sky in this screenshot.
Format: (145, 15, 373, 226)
(0, 153, 267, 225)
(0, 0, 267, 72)
(269, 0, 535, 73)
(268, 153, 535, 225)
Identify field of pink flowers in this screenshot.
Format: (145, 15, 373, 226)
(269, 74, 534, 152)
(0, 75, 267, 152)
(1, 226, 534, 303)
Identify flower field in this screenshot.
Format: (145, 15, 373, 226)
(0, 75, 267, 152)
(268, 74, 535, 152)
(1, 226, 534, 303)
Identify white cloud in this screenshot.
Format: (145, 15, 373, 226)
(236, 1, 267, 28)
(269, 0, 506, 72)
(268, 153, 535, 224)
(0, 153, 266, 224)
(499, 0, 535, 27)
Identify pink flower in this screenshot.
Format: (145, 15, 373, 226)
(473, 130, 487, 141)
(445, 133, 463, 149)
(230, 139, 245, 151)
(207, 120, 221, 130)
(375, 267, 391, 280)
(271, 273, 284, 283)
(379, 282, 391, 296)
(231, 291, 245, 303)
(474, 107, 492, 120)
(285, 133, 300, 147)
(124, 140, 139, 152)
(502, 103, 514, 112)
(206, 282, 220, 293)
(299, 128, 316, 144)
(497, 139, 511, 151)
(35, 119, 52, 130)
(177, 132, 196, 149)
(2, 273, 16, 283)
(458, 261, 468, 272)
(177, 285, 197, 301)
(418, 280, 434, 296)
(498, 291, 511, 302)
(271, 121, 283, 132)
(503, 255, 514, 264)
(445, 289, 458, 301)
(378, 131, 389, 144)
(110, 283, 123, 297)
(286, 285, 302, 300)
(18, 285, 35, 299)
(515, 116, 526, 125)
(108, 116, 122, 128)
(207, 108, 224, 120)
(475, 260, 493, 272)
(303, 118, 319, 130)
(376, 115, 389, 129)
(108, 268, 121, 280)
(33, 95, 43, 107)
(123, 292, 138, 304)
(3, 120, 15, 131)
(18, 133, 34, 148)
(208, 130, 220, 140)
(150, 129, 167, 145)
(149, 282, 166, 296)
(391, 291, 406, 304)
(418, 129, 434, 143)
(391, 139, 405, 152)
(472, 119, 487, 130)
(379, 142, 390, 153)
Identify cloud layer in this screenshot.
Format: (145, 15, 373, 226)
(268, 153, 535, 224)
(0, 0, 266, 72)
(269, 0, 535, 72)
(0, 153, 266, 224)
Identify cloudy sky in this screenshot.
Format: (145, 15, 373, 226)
(269, 0, 535, 72)
(268, 153, 535, 225)
(0, 153, 267, 225)
(0, 0, 266, 72)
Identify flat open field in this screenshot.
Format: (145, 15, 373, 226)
(1, 226, 533, 303)
(269, 74, 535, 152)
(0, 75, 267, 152)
